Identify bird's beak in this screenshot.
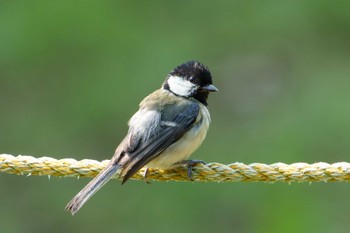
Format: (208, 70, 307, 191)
(200, 84, 219, 92)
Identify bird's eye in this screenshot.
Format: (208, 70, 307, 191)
(189, 77, 195, 82)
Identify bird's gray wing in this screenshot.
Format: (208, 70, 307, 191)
(120, 101, 200, 184)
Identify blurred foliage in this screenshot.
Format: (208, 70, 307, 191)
(1, 0, 350, 233)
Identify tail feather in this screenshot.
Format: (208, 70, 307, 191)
(65, 164, 121, 215)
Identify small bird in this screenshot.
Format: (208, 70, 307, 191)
(65, 60, 218, 215)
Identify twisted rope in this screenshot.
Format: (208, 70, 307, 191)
(1, 154, 350, 182)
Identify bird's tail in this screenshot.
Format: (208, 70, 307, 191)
(65, 163, 121, 215)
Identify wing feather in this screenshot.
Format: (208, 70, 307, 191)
(120, 101, 200, 183)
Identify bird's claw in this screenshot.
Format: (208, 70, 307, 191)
(143, 168, 151, 184)
(175, 160, 206, 181)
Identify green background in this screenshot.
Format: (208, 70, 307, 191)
(1, 1, 350, 233)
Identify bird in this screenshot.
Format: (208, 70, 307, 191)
(65, 60, 218, 215)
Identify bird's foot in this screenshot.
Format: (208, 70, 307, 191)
(143, 168, 151, 184)
(174, 160, 206, 181)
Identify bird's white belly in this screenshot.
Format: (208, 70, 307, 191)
(146, 106, 211, 169)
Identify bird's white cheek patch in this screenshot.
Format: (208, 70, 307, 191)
(167, 75, 196, 96)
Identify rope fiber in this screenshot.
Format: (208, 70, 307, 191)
(1, 154, 350, 182)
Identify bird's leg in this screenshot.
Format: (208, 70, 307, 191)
(174, 160, 206, 181)
(143, 168, 151, 184)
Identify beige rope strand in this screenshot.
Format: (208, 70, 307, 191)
(1, 154, 350, 182)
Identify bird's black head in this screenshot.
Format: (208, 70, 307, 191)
(163, 60, 218, 106)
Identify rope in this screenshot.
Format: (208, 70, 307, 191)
(1, 154, 350, 182)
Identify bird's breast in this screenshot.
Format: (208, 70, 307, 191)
(146, 105, 211, 169)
